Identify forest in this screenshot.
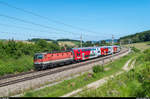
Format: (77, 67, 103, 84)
(119, 30, 150, 44)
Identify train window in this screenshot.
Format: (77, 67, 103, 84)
(34, 54, 43, 60)
(85, 55, 89, 57)
(77, 53, 80, 56)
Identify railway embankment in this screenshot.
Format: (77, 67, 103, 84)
(71, 49, 150, 97)
(62, 59, 136, 97)
(20, 49, 132, 97)
(0, 48, 128, 97)
(0, 49, 129, 97)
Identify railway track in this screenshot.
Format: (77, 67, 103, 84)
(0, 49, 129, 87)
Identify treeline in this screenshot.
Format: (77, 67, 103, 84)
(83, 40, 119, 47)
(28, 38, 81, 42)
(28, 38, 54, 42)
(0, 39, 117, 59)
(119, 30, 150, 44)
(0, 39, 69, 76)
(57, 39, 81, 42)
(0, 39, 62, 59)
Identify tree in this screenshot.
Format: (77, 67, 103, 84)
(101, 40, 106, 44)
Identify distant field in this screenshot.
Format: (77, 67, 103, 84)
(124, 41, 150, 51)
(58, 41, 79, 47)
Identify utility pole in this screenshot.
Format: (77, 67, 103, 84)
(120, 41, 122, 50)
(80, 33, 82, 48)
(130, 39, 132, 47)
(112, 35, 114, 62)
(128, 39, 131, 49)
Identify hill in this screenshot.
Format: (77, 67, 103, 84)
(119, 30, 150, 44)
(124, 41, 150, 51)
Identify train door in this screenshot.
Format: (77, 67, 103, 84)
(96, 48, 100, 57)
(82, 53, 85, 60)
(108, 47, 111, 55)
(103, 47, 108, 56)
(77, 49, 82, 60)
(106, 47, 108, 55)
(99, 47, 101, 56)
(72, 49, 81, 61)
(101, 47, 104, 56)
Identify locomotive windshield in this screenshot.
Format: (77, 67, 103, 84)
(34, 54, 43, 60)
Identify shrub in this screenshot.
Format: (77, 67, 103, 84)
(92, 65, 104, 73)
(131, 47, 140, 53)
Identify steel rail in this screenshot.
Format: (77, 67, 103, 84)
(0, 49, 128, 87)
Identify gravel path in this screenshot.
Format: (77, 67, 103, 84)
(61, 58, 135, 97)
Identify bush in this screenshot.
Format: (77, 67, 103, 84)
(0, 55, 33, 76)
(131, 47, 140, 53)
(92, 65, 104, 73)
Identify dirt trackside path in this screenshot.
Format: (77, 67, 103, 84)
(61, 58, 136, 97)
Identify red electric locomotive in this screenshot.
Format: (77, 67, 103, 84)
(34, 50, 73, 70)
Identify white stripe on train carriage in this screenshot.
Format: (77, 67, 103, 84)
(34, 58, 74, 64)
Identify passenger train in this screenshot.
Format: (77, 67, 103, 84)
(34, 45, 120, 70)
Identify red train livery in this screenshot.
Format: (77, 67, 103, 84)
(34, 51, 74, 70)
(34, 45, 120, 70)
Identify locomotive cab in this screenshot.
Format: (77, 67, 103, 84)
(34, 53, 46, 70)
(34, 54, 44, 60)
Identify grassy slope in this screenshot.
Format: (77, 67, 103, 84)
(23, 53, 134, 97)
(77, 52, 150, 97)
(0, 41, 78, 77)
(0, 56, 33, 76)
(124, 41, 150, 51)
(58, 41, 79, 47)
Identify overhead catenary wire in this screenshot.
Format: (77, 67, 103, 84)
(0, 23, 87, 40)
(0, 23, 71, 37)
(0, 1, 123, 41)
(0, 0, 121, 40)
(0, 0, 102, 35)
(0, 31, 83, 41)
(0, 14, 105, 39)
(0, 14, 76, 35)
(0, 31, 61, 39)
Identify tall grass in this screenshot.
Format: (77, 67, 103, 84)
(78, 49, 150, 97)
(0, 55, 33, 76)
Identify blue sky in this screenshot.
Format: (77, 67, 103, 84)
(0, 0, 150, 41)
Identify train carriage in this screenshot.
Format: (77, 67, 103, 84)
(116, 45, 121, 52)
(100, 46, 109, 56)
(107, 46, 113, 55)
(72, 47, 99, 61)
(34, 45, 121, 70)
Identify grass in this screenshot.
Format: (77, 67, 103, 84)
(58, 41, 77, 47)
(0, 55, 33, 76)
(23, 52, 134, 97)
(77, 51, 150, 97)
(124, 41, 150, 51)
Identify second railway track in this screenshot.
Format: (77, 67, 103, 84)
(0, 49, 129, 87)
